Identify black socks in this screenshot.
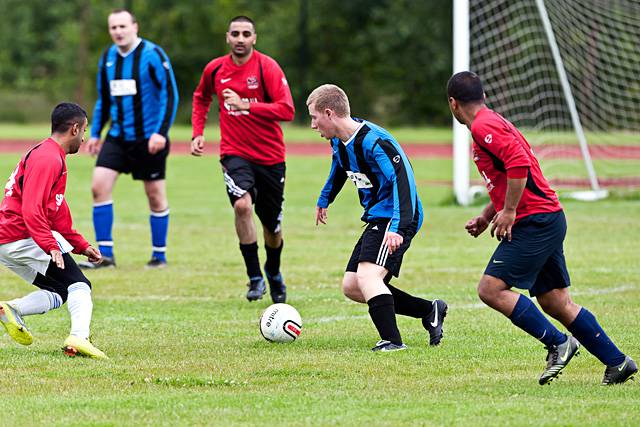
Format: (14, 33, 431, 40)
(367, 294, 402, 345)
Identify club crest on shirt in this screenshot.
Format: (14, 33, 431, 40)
(247, 76, 259, 90)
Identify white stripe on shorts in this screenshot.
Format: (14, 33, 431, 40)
(375, 222, 392, 267)
(223, 172, 247, 197)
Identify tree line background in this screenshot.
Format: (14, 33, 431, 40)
(0, 0, 453, 126)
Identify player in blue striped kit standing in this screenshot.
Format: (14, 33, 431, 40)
(308, 84, 447, 351)
(80, 9, 178, 269)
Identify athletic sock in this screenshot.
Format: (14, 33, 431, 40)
(150, 208, 170, 262)
(264, 240, 283, 277)
(67, 282, 92, 339)
(9, 290, 62, 316)
(509, 294, 566, 347)
(568, 308, 626, 366)
(93, 201, 114, 258)
(367, 294, 402, 345)
(386, 283, 432, 318)
(239, 242, 262, 279)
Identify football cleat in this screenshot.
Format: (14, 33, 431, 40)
(602, 356, 638, 385)
(539, 335, 580, 385)
(265, 270, 287, 303)
(0, 302, 33, 346)
(371, 340, 407, 352)
(246, 277, 266, 302)
(78, 256, 116, 270)
(62, 335, 108, 359)
(422, 299, 448, 346)
(145, 257, 167, 269)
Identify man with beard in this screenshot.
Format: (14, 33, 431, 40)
(191, 16, 295, 303)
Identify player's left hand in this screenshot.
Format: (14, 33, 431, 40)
(82, 246, 103, 264)
(383, 231, 403, 254)
(490, 209, 516, 242)
(148, 133, 167, 154)
(222, 89, 249, 111)
(50, 249, 65, 269)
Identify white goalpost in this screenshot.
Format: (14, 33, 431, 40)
(453, 0, 640, 205)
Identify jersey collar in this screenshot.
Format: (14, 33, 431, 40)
(341, 120, 365, 146)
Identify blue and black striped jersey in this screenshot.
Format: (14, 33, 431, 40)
(317, 120, 423, 235)
(91, 38, 179, 141)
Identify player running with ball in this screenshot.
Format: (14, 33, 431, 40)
(308, 84, 447, 352)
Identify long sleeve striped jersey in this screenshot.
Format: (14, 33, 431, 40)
(317, 120, 424, 236)
(91, 38, 179, 141)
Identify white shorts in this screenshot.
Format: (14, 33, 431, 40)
(0, 231, 73, 284)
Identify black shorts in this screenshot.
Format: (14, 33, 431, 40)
(346, 220, 414, 280)
(221, 155, 285, 233)
(484, 210, 571, 297)
(96, 135, 169, 181)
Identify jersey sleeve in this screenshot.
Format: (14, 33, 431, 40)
(248, 57, 295, 122)
(317, 147, 347, 208)
(52, 201, 90, 254)
(471, 118, 531, 171)
(191, 61, 217, 138)
(150, 47, 179, 137)
(91, 49, 112, 139)
(21, 153, 63, 254)
(371, 139, 415, 235)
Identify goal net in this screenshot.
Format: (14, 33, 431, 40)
(453, 0, 640, 204)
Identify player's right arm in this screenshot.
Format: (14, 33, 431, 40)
(191, 61, 218, 156)
(316, 150, 347, 225)
(88, 49, 112, 156)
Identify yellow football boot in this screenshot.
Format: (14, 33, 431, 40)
(62, 335, 108, 359)
(0, 301, 33, 345)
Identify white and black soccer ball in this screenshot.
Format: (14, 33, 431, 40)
(259, 303, 302, 343)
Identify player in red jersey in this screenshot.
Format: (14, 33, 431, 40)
(191, 16, 295, 303)
(447, 71, 636, 385)
(0, 103, 107, 359)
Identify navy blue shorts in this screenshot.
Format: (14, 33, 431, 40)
(484, 210, 570, 297)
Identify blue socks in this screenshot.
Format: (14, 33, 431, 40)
(93, 201, 114, 258)
(568, 308, 625, 366)
(150, 209, 170, 262)
(509, 294, 567, 347)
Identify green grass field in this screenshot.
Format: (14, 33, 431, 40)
(0, 151, 638, 426)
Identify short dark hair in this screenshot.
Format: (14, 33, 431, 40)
(229, 15, 255, 31)
(110, 8, 137, 23)
(51, 103, 87, 134)
(447, 71, 484, 103)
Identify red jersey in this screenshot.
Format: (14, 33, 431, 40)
(470, 107, 562, 220)
(0, 138, 89, 254)
(192, 50, 295, 165)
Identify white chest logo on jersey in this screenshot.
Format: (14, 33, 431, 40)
(220, 78, 232, 84)
(247, 76, 259, 90)
(110, 79, 137, 96)
(484, 134, 493, 144)
(346, 171, 373, 189)
(392, 155, 401, 164)
(162, 61, 170, 70)
(55, 194, 64, 208)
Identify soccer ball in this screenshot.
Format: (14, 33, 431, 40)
(259, 303, 302, 343)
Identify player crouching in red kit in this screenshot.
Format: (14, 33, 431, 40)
(0, 103, 107, 359)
